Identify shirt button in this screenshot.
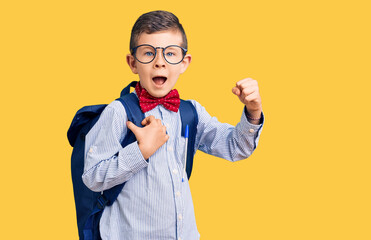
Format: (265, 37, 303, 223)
(178, 238, 182, 240)
(168, 146, 173, 152)
(249, 128, 255, 133)
(173, 169, 178, 174)
(178, 214, 183, 220)
(89, 148, 93, 153)
(176, 191, 181, 197)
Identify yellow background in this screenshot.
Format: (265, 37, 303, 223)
(1, 0, 370, 239)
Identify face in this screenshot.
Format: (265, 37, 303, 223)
(126, 30, 192, 98)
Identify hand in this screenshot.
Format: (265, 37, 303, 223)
(127, 116, 169, 160)
(232, 78, 262, 120)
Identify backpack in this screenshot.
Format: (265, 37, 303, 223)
(67, 81, 198, 240)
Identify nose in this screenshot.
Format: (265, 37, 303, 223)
(153, 48, 166, 68)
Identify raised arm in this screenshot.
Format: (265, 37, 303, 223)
(192, 78, 264, 161)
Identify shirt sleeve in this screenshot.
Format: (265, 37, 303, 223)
(82, 100, 148, 192)
(190, 100, 264, 162)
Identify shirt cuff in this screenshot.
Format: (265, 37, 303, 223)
(118, 141, 148, 174)
(236, 107, 265, 151)
(240, 107, 264, 134)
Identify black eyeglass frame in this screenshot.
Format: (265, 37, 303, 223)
(130, 44, 188, 65)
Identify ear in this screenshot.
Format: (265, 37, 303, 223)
(126, 54, 138, 74)
(179, 54, 192, 74)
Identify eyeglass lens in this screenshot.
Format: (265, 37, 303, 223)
(135, 45, 184, 64)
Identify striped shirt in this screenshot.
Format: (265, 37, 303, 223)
(82, 92, 264, 240)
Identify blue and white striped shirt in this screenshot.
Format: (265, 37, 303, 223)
(82, 92, 264, 240)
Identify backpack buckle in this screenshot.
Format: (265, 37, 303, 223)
(97, 194, 108, 209)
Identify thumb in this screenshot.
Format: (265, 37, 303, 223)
(127, 121, 140, 136)
(232, 86, 241, 96)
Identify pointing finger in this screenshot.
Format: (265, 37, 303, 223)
(141, 115, 155, 126)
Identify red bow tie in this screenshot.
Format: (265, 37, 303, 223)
(135, 82, 180, 113)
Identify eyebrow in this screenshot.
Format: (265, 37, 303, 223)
(139, 44, 182, 47)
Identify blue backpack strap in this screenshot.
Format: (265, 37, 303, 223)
(179, 100, 198, 179)
(116, 93, 145, 147)
(120, 81, 137, 97)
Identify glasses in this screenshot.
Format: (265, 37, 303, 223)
(131, 44, 187, 65)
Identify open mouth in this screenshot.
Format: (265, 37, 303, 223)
(152, 76, 167, 86)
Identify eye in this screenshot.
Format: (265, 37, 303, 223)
(145, 52, 154, 56)
(166, 52, 175, 57)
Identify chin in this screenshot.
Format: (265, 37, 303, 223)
(149, 89, 170, 98)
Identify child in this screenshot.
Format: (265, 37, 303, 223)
(82, 10, 264, 240)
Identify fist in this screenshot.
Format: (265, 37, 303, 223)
(127, 115, 169, 160)
(232, 78, 262, 119)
